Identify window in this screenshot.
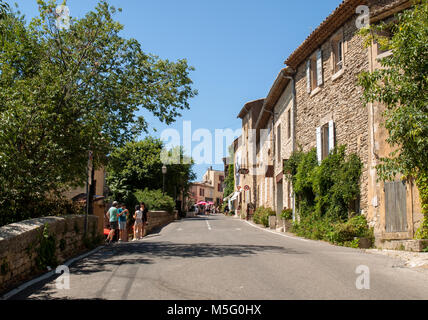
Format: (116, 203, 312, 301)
(374, 21, 395, 57)
(321, 124, 329, 160)
(316, 120, 335, 163)
(218, 184, 223, 192)
(332, 38, 344, 74)
(219, 175, 224, 182)
(306, 49, 323, 93)
(199, 188, 204, 197)
(287, 109, 291, 139)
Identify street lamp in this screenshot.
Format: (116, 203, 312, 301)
(162, 164, 167, 195)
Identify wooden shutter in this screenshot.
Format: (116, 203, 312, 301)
(328, 120, 335, 153)
(316, 49, 323, 86)
(385, 181, 408, 232)
(306, 60, 311, 93)
(316, 126, 322, 163)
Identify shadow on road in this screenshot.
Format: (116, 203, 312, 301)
(10, 235, 306, 300)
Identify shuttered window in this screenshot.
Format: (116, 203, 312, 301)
(306, 60, 311, 93)
(385, 181, 408, 232)
(316, 121, 335, 163)
(316, 49, 323, 86)
(307, 49, 323, 92)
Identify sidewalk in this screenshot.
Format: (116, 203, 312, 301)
(230, 215, 428, 270)
(365, 249, 428, 269)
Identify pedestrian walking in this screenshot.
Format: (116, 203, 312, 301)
(133, 205, 143, 241)
(118, 203, 129, 242)
(106, 201, 119, 244)
(224, 205, 229, 215)
(140, 202, 148, 238)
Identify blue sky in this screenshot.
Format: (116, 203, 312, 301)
(12, 0, 342, 181)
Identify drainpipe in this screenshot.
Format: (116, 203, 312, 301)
(281, 71, 297, 222)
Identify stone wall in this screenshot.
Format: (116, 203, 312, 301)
(294, 16, 370, 214)
(144, 210, 177, 236)
(0, 215, 99, 295)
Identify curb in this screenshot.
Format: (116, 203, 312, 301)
(239, 218, 311, 243)
(1, 245, 105, 300)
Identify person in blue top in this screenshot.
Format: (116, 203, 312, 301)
(106, 201, 119, 244)
(118, 203, 129, 242)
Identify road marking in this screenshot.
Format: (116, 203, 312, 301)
(205, 219, 212, 230)
(243, 220, 309, 242)
(177, 228, 183, 231)
(235, 228, 242, 231)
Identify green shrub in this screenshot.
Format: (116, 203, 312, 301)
(312, 146, 362, 220)
(326, 215, 373, 246)
(284, 145, 369, 247)
(281, 209, 293, 220)
(134, 188, 175, 213)
(253, 206, 275, 227)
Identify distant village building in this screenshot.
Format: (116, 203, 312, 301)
(230, 0, 422, 247)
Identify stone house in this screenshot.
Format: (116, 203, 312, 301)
(281, 0, 421, 245)
(236, 99, 264, 218)
(202, 167, 225, 206)
(255, 68, 296, 218)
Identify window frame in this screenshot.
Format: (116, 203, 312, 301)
(331, 32, 344, 76)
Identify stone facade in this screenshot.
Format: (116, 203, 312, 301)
(285, 0, 421, 245)
(273, 82, 294, 215)
(0, 215, 99, 295)
(293, 15, 371, 214)
(237, 100, 264, 219)
(232, 0, 422, 247)
(366, 27, 423, 244)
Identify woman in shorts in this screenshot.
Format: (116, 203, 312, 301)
(133, 205, 143, 241)
(118, 204, 129, 242)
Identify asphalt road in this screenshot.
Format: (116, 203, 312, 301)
(11, 214, 428, 300)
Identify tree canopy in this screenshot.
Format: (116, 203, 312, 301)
(0, 0, 196, 221)
(106, 137, 196, 206)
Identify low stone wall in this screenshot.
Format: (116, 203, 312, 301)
(144, 210, 177, 236)
(377, 239, 428, 252)
(0, 215, 99, 295)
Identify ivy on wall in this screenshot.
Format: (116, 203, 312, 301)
(283, 145, 372, 247)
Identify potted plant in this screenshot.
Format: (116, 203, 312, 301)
(280, 208, 293, 232)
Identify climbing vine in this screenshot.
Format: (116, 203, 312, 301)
(284, 145, 372, 247)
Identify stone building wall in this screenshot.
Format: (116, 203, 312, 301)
(274, 83, 294, 214)
(294, 15, 370, 214)
(256, 118, 274, 211)
(0, 215, 99, 295)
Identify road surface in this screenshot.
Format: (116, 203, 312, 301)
(11, 214, 428, 300)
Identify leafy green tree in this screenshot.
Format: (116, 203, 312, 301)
(0, 1, 196, 221)
(358, 1, 428, 238)
(106, 137, 196, 205)
(223, 146, 236, 197)
(223, 164, 235, 197)
(0, 0, 8, 19)
(134, 188, 175, 213)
